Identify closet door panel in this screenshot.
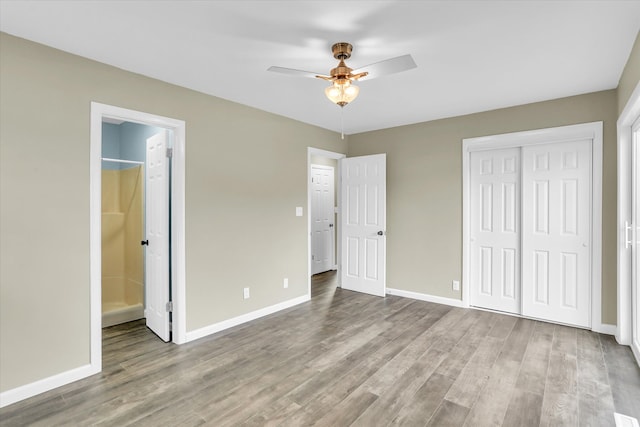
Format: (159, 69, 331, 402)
(470, 148, 521, 314)
(521, 140, 591, 328)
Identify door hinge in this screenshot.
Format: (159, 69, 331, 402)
(166, 148, 173, 158)
(166, 301, 173, 312)
(312, 255, 315, 260)
(169, 322, 173, 332)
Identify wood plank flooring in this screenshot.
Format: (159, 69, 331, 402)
(1, 271, 639, 426)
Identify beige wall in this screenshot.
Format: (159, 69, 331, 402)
(348, 90, 618, 325)
(2, 27, 639, 397)
(618, 31, 640, 115)
(0, 33, 346, 393)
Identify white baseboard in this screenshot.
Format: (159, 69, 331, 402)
(615, 412, 640, 427)
(185, 294, 310, 343)
(386, 288, 465, 308)
(592, 322, 617, 336)
(0, 363, 99, 409)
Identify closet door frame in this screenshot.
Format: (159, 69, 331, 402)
(462, 121, 604, 332)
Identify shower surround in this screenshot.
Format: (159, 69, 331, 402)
(101, 165, 144, 327)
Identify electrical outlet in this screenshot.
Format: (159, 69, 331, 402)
(452, 280, 460, 291)
(243, 287, 250, 299)
(283, 278, 289, 289)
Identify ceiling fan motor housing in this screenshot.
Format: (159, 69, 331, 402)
(332, 42, 352, 60)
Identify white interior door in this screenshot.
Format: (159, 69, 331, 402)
(340, 154, 386, 297)
(632, 119, 640, 362)
(311, 165, 335, 275)
(145, 131, 171, 342)
(521, 139, 592, 328)
(469, 148, 521, 314)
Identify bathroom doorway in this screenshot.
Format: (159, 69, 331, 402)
(90, 103, 186, 373)
(100, 119, 170, 342)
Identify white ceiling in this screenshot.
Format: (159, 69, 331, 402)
(1, 1, 639, 135)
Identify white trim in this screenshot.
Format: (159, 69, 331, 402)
(91, 104, 188, 361)
(462, 121, 603, 331)
(462, 122, 604, 151)
(0, 364, 98, 408)
(618, 82, 640, 346)
(614, 412, 640, 427)
(185, 295, 310, 342)
(592, 323, 618, 336)
(386, 288, 466, 308)
(307, 147, 346, 296)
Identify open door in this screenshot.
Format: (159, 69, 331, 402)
(144, 130, 171, 342)
(340, 154, 386, 297)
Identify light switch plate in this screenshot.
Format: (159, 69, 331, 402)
(296, 207, 303, 216)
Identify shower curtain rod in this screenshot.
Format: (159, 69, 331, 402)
(101, 157, 144, 165)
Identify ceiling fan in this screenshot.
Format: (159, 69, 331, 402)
(268, 42, 417, 108)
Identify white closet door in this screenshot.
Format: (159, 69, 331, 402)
(470, 148, 521, 314)
(521, 140, 591, 328)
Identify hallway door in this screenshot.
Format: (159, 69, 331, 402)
(340, 154, 386, 297)
(144, 131, 171, 342)
(311, 165, 335, 275)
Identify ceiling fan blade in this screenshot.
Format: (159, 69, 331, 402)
(353, 54, 417, 81)
(267, 66, 328, 79)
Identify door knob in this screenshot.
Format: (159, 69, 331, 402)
(329, 224, 334, 228)
(377, 231, 384, 236)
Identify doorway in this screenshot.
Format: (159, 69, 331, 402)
(90, 102, 186, 374)
(618, 83, 640, 365)
(631, 117, 640, 363)
(101, 122, 172, 342)
(463, 122, 603, 330)
(310, 163, 336, 275)
(307, 148, 388, 298)
(307, 148, 345, 295)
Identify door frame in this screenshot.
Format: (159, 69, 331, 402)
(90, 102, 187, 374)
(462, 121, 603, 331)
(307, 147, 345, 294)
(618, 81, 640, 353)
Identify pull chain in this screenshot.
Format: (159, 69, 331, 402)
(341, 107, 344, 140)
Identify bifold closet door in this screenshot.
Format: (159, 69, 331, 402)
(469, 148, 521, 314)
(521, 140, 592, 328)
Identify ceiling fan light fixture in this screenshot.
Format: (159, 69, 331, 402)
(325, 79, 359, 107)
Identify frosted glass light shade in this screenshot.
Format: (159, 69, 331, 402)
(325, 80, 359, 107)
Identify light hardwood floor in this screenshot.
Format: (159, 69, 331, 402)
(1, 271, 639, 426)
